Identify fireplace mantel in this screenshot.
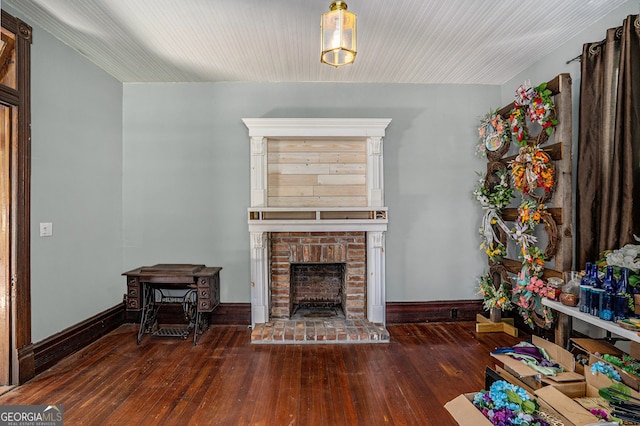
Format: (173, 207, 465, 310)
(243, 118, 391, 328)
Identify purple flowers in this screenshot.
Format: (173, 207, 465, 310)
(473, 380, 550, 426)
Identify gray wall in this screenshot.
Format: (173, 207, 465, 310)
(123, 83, 499, 303)
(11, 8, 124, 342)
(9, 0, 637, 342)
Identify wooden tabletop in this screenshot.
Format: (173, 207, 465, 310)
(123, 264, 222, 282)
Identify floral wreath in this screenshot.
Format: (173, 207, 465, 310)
(509, 81, 558, 146)
(509, 199, 555, 328)
(516, 198, 544, 230)
(512, 266, 554, 329)
(476, 110, 510, 157)
(473, 168, 514, 211)
(510, 145, 554, 198)
(474, 169, 513, 262)
(478, 273, 513, 312)
(508, 199, 543, 253)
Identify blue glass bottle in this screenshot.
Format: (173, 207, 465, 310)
(579, 262, 593, 313)
(618, 268, 630, 294)
(581, 262, 592, 286)
(589, 264, 603, 316)
(600, 266, 616, 321)
(602, 266, 617, 293)
(614, 268, 630, 321)
(589, 263, 602, 288)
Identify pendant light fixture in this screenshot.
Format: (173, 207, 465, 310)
(321, 1, 357, 67)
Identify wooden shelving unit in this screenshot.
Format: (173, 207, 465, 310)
(476, 74, 573, 337)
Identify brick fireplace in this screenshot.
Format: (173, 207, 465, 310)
(243, 118, 390, 332)
(271, 232, 365, 319)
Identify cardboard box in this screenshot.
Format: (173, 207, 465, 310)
(445, 387, 571, 426)
(491, 335, 584, 396)
(444, 393, 494, 426)
(589, 353, 640, 392)
(535, 368, 640, 426)
(570, 337, 624, 375)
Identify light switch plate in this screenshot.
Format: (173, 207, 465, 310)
(39, 222, 53, 237)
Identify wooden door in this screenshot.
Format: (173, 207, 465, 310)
(0, 104, 11, 384)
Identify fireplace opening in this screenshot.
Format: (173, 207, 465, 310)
(290, 263, 346, 319)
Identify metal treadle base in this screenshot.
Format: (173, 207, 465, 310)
(152, 327, 190, 339)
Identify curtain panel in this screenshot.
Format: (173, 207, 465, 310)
(576, 14, 640, 268)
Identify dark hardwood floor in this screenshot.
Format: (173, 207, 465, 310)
(0, 322, 528, 425)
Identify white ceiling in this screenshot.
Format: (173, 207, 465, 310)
(2, 0, 632, 84)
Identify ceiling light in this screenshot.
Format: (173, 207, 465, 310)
(321, 1, 357, 67)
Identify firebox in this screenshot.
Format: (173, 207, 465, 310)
(291, 263, 345, 314)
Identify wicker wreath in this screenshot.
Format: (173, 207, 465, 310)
(486, 135, 511, 162)
(489, 262, 510, 285)
(532, 307, 557, 329)
(540, 211, 559, 261)
(511, 109, 557, 147)
(484, 161, 508, 192)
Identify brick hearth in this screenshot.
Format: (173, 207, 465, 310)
(251, 318, 390, 344)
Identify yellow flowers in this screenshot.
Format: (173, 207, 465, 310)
(484, 243, 506, 262)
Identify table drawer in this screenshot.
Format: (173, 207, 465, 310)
(127, 298, 140, 310)
(199, 299, 212, 311)
(126, 278, 141, 311)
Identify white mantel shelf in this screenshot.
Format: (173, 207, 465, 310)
(248, 207, 388, 233)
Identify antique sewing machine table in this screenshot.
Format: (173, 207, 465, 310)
(123, 264, 221, 345)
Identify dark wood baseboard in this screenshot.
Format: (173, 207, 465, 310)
(33, 304, 126, 375)
(18, 344, 35, 384)
(209, 303, 251, 325)
(385, 300, 485, 323)
(141, 301, 485, 325)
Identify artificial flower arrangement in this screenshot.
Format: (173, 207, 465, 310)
(474, 169, 514, 263)
(474, 169, 515, 211)
(516, 199, 544, 230)
(510, 145, 554, 196)
(478, 273, 513, 311)
(598, 241, 640, 287)
(601, 354, 640, 380)
(477, 110, 511, 156)
(473, 380, 551, 426)
(587, 361, 634, 423)
(591, 360, 623, 381)
(596, 239, 640, 311)
(512, 200, 546, 274)
(512, 266, 554, 328)
(521, 246, 546, 275)
(509, 81, 558, 146)
(509, 166, 554, 328)
(474, 167, 515, 307)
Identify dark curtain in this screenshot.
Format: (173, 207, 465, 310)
(576, 15, 640, 268)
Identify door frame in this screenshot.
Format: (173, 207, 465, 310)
(0, 10, 33, 385)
